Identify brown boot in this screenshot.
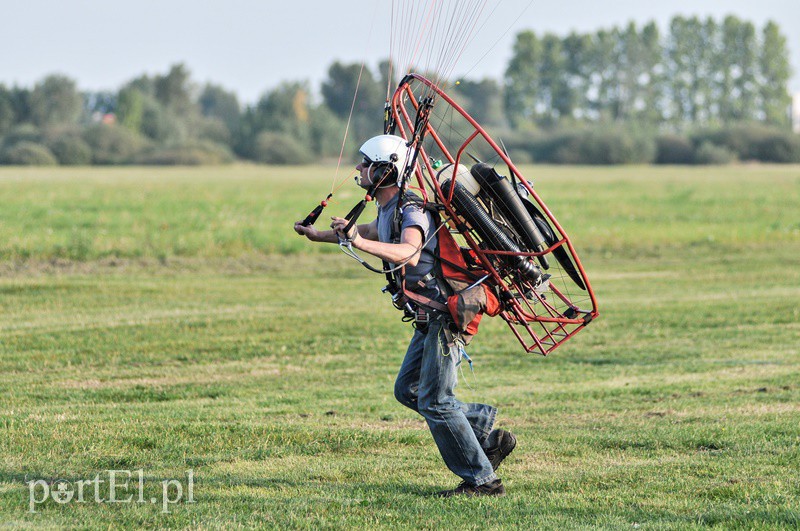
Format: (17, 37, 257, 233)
(484, 429, 517, 471)
(434, 479, 506, 498)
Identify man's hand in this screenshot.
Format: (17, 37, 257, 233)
(294, 221, 321, 242)
(329, 216, 359, 245)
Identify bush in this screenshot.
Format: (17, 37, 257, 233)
(196, 117, 232, 145)
(134, 141, 235, 165)
(1, 141, 58, 165)
(83, 124, 151, 164)
(753, 132, 800, 163)
(693, 142, 737, 165)
(655, 134, 695, 164)
(252, 131, 313, 164)
(140, 101, 184, 143)
(2, 123, 41, 148)
(48, 135, 93, 165)
(692, 124, 800, 163)
(526, 126, 655, 165)
(498, 130, 542, 163)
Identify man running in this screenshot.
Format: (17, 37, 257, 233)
(294, 134, 515, 497)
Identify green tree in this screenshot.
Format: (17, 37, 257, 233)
(309, 104, 346, 159)
(759, 21, 792, 126)
(321, 62, 383, 119)
(733, 20, 758, 121)
(716, 16, 739, 121)
(118, 72, 184, 142)
(539, 33, 571, 124)
(5, 87, 30, 128)
(667, 16, 718, 125)
(666, 16, 692, 123)
(0, 85, 15, 135)
(587, 28, 622, 120)
(321, 62, 384, 142)
(238, 82, 314, 159)
(639, 22, 665, 123)
(141, 98, 182, 143)
(504, 30, 542, 127)
(697, 18, 719, 124)
(126, 74, 155, 97)
(154, 63, 194, 116)
(117, 87, 145, 132)
(199, 83, 241, 133)
(452, 78, 505, 127)
(29, 75, 83, 126)
(561, 32, 592, 121)
(719, 16, 758, 122)
(617, 22, 643, 121)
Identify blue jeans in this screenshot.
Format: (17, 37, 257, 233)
(394, 316, 498, 486)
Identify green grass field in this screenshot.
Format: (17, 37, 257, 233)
(1, 164, 799, 528)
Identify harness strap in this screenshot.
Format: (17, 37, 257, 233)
(401, 274, 448, 312)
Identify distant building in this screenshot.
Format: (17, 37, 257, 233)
(794, 93, 800, 134)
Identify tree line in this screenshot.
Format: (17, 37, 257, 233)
(505, 16, 793, 128)
(0, 15, 797, 167)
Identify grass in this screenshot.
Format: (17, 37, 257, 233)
(0, 164, 799, 528)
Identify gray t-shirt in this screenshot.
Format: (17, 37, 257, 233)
(377, 192, 442, 299)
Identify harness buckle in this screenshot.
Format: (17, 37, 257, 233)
(414, 307, 430, 328)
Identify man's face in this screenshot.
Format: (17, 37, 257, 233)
(355, 159, 373, 189)
(355, 159, 392, 190)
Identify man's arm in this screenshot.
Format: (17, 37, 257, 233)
(294, 218, 378, 244)
(329, 216, 424, 267)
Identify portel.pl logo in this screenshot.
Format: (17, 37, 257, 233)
(27, 469, 195, 513)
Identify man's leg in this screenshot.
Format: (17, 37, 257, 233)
(394, 330, 424, 411)
(416, 317, 497, 487)
(395, 331, 497, 447)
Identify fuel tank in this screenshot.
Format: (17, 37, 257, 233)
(440, 177, 542, 284)
(469, 163, 550, 269)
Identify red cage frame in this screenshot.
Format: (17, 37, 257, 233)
(390, 74, 599, 355)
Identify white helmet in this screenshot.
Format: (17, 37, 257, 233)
(359, 134, 411, 185)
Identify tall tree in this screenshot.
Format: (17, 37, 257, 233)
(154, 63, 194, 116)
(666, 16, 692, 124)
(504, 30, 542, 127)
(562, 32, 592, 121)
(639, 22, 665, 123)
(539, 33, 571, 124)
(321, 62, 383, 119)
(719, 16, 759, 122)
(587, 28, 621, 120)
(9, 87, 31, 125)
(0, 85, 15, 135)
(250, 82, 313, 144)
(199, 83, 241, 133)
(452, 78, 506, 127)
(321, 62, 384, 141)
(117, 87, 145, 132)
(29, 75, 83, 126)
(697, 18, 719, 124)
(734, 20, 758, 121)
(759, 21, 792, 126)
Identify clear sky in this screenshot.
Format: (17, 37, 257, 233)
(1, 0, 797, 104)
